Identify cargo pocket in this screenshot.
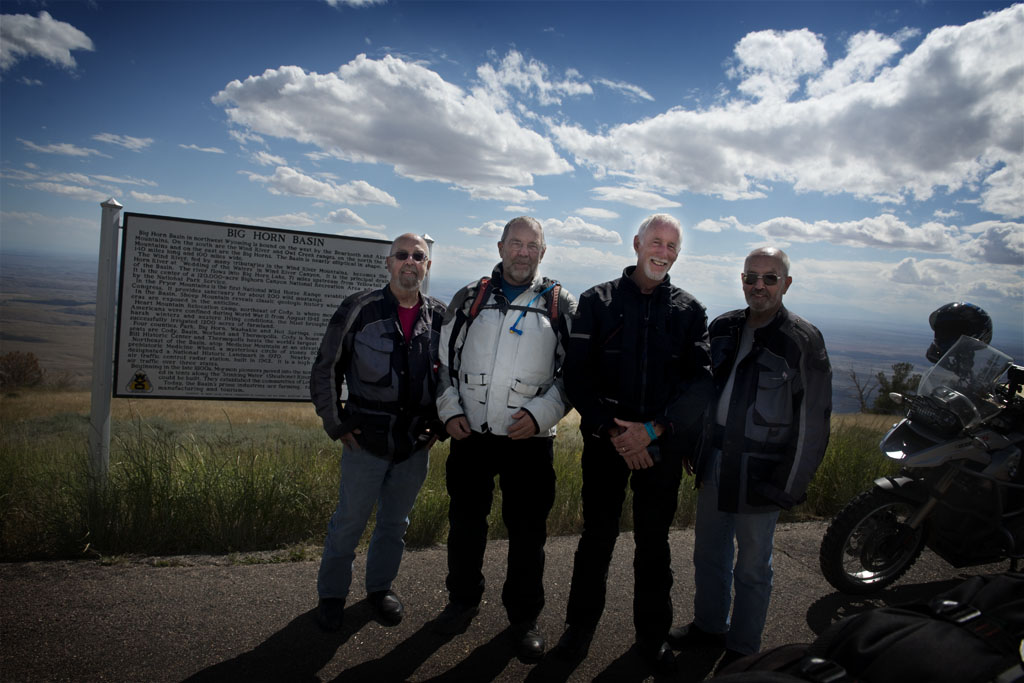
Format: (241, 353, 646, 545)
(508, 379, 546, 409)
(753, 352, 795, 427)
(354, 333, 394, 387)
(461, 372, 489, 406)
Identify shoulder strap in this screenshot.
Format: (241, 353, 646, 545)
(468, 277, 492, 320)
(549, 283, 561, 324)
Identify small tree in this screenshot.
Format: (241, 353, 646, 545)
(847, 368, 877, 413)
(872, 362, 922, 414)
(0, 351, 45, 389)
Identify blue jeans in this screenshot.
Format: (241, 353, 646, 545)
(692, 449, 780, 655)
(317, 443, 429, 600)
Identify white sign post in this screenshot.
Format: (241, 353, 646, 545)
(88, 198, 123, 482)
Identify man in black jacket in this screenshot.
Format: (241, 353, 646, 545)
(309, 233, 447, 632)
(552, 214, 714, 675)
(669, 246, 831, 670)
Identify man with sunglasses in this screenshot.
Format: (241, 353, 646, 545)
(669, 246, 831, 671)
(552, 214, 714, 675)
(310, 233, 447, 633)
(433, 216, 576, 662)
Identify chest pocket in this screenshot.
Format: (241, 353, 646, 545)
(353, 333, 394, 387)
(752, 349, 796, 428)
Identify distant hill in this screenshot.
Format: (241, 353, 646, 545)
(2, 251, 1020, 412)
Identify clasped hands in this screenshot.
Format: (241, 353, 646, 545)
(610, 418, 657, 470)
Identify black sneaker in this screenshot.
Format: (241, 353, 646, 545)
(368, 589, 404, 626)
(432, 601, 480, 635)
(317, 598, 345, 632)
(550, 624, 595, 661)
(510, 620, 545, 662)
(666, 622, 726, 651)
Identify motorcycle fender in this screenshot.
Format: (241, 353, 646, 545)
(873, 475, 927, 501)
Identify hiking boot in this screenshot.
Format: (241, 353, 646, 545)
(316, 598, 345, 632)
(635, 638, 677, 676)
(551, 624, 595, 661)
(510, 620, 545, 662)
(432, 601, 479, 635)
(368, 589, 404, 626)
(666, 622, 726, 651)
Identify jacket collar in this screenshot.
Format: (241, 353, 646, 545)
(621, 265, 672, 295)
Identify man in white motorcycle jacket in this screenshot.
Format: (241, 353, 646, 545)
(670, 246, 831, 670)
(433, 216, 577, 662)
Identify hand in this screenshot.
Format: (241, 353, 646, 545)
(610, 418, 654, 470)
(339, 428, 360, 449)
(507, 410, 538, 440)
(446, 416, 472, 440)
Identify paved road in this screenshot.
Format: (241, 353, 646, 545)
(1, 521, 1008, 682)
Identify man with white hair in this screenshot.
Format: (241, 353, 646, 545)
(552, 214, 714, 675)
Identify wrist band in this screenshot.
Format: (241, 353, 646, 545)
(644, 421, 657, 440)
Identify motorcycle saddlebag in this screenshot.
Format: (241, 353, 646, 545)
(716, 572, 1024, 683)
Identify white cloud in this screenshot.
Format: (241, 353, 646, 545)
(178, 143, 226, 154)
(0, 11, 93, 71)
(574, 207, 619, 220)
(806, 30, 911, 98)
(591, 186, 682, 209)
(26, 181, 107, 202)
(728, 28, 827, 102)
(594, 78, 654, 102)
(94, 133, 154, 152)
(252, 150, 286, 166)
(325, 0, 387, 7)
(542, 216, 622, 244)
(93, 174, 158, 187)
(464, 185, 547, 203)
(244, 166, 398, 206)
(549, 6, 1024, 217)
(325, 207, 369, 225)
(957, 222, 1024, 265)
(212, 54, 571, 195)
(130, 191, 190, 204)
(457, 219, 505, 238)
(18, 138, 108, 158)
(18, 76, 42, 86)
(475, 49, 593, 108)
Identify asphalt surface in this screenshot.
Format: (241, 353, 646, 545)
(1, 521, 1010, 683)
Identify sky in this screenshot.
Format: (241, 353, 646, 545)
(1, 0, 1022, 346)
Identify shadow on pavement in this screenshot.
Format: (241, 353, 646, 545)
(805, 576, 966, 635)
(183, 602, 377, 683)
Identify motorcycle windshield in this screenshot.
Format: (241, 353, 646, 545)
(916, 336, 1012, 428)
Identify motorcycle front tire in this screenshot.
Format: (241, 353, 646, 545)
(819, 487, 927, 595)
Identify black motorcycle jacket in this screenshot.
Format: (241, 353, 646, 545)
(310, 285, 447, 462)
(695, 305, 832, 512)
(564, 266, 714, 455)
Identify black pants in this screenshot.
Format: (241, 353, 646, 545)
(445, 431, 556, 624)
(564, 433, 684, 642)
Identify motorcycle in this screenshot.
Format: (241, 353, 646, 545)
(819, 335, 1024, 594)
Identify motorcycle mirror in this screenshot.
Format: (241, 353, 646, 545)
(889, 392, 905, 405)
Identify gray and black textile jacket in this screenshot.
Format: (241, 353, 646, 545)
(310, 285, 447, 462)
(694, 305, 832, 512)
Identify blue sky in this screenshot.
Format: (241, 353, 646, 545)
(1, 0, 1021, 343)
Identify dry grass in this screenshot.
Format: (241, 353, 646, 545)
(1, 390, 321, 428)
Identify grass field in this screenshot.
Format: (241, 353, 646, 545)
(0, 390, 897, 561)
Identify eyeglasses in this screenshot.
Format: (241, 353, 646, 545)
(743, 272, 781, 286)
(391, 251, 427, 262)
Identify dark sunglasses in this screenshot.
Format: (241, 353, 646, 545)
(743, 272, 780, 286)
(391, 251, 427, 262)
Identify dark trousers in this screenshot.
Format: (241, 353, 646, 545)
(445, 431, 556, 624)
(564, 434, 684, 642)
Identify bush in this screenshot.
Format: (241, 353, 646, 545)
(0, 351, 44, 390)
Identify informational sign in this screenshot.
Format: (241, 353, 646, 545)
(114, 213, 396, 400)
